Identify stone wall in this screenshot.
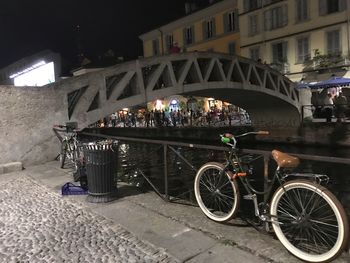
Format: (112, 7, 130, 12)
(0, 85, 66, 166)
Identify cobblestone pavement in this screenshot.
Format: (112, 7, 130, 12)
(0, 176, 178, 263)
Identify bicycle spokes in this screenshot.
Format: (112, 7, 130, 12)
(199, 168, 234, 215)
(276, 187, 339, 255)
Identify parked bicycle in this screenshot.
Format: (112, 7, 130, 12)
(194, 131, 349, 263)
(53, 124, 81, 171)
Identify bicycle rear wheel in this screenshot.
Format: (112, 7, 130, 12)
(270, 180, 349, 263)
(194, 162, 240, 222)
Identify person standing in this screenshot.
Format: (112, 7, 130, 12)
(323, 93, 334, 123)
(145, 111, 150, 127)
(334, 92, 348, 122)
(170, 42, 180, 54)
(150, 110, 155, 127)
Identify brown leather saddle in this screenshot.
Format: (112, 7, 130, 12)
(272, 150, 300, 168)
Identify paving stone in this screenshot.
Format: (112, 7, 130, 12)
(0, 176, 179, 263)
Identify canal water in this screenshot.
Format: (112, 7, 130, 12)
(115, 139, 350, 215)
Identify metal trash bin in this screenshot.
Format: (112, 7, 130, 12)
(82, 140, 118, 203)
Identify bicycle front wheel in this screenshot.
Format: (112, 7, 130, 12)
(194, 162, 240, 222)
(270, 180, 349, 263)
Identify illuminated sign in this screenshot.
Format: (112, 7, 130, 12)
(12, 61, 55, 87)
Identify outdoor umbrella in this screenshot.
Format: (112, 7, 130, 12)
(310, 76, 350, 89)
(295, 82, 312, 89)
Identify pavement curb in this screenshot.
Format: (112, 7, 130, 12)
(0, 162, 23, 175)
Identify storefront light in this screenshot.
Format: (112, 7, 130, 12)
(155, 100, 163, 110)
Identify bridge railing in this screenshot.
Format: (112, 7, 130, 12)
(79, 132, 350, 204)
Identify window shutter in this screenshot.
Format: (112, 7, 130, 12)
(191, 25, 195, 43)
(153, 39, 159, 55)
(272, 44, 278, 62)
(243, 1, 249, 12)
(202, 21, 207, 40)
(183, 28, 187, 46)
(156, 39, 160, 55)
(327, 32, 333, 54)
(212, 18, 216, 37)
(339, 0, 346, 11)
(249, 16, 254, 35)
(223, 13, 229, 33)
(282, 5, 288, 26)
(319, 0, 327, 15)
(166, 36, 170, 52)
(304, 0, 309, 19)
(335, 31, 340, 53)
(264, 10, 271, 31)
(297, 39, 303, 63)
(235, 9, 239, 31)
(282, 42, 288, 62)
(228, 42, 235, 55)
(190, 26, 196, 44)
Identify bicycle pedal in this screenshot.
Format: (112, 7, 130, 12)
(243, 194, 255, 200)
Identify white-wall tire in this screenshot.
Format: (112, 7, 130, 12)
(270, 180, 349, 263)
(194, 162, 240, 222)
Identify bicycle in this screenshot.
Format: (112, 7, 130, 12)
(194, 131, 349, 263)
(53, 124, 81, 171)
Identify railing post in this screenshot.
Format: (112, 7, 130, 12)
(263, 154, 270, 203)
(163, 144, 169, 201)
(301, 105, 304, 125)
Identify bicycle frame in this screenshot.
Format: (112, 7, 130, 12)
(222, 142, 330, 223)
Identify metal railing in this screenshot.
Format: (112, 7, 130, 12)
(301, 104, 350, 122)
(80, 131, 350, 203)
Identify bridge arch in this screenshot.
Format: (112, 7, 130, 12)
(58, 52, 301, 128)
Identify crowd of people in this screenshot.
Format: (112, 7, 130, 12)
(90, 108, 251, 128)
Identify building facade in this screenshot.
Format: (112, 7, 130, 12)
(0, 50, 61, 86)
(239, 0, 350, 82)
(139, 0, 240, 57)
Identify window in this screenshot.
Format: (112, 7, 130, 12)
(249, 15, 259, 35)
(319, 0, 347, 15)
(296, 37, 310, 63)
(224, 11, 237, 33)
(203, 19, 216, 39)
(165, 35, 173, 52)
(264, 5, 288, 31)
(184, 26, 194, 45)
(228, 42, 236, 55)
(327, 30, 341, 55)
(152, 39, 159, 56)
(250, 47, 260, 61)
(272, 41, 288, 63)
(296, 0, 309, 22)
(244, 0, 262, 12)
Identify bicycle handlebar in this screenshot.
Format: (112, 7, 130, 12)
(234, 131, 269, 138)
(221, 131, 269, 148)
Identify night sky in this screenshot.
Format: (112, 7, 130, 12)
(0, 0, 208, 71)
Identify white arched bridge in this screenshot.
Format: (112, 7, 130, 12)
(58, 52, 301, 128)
